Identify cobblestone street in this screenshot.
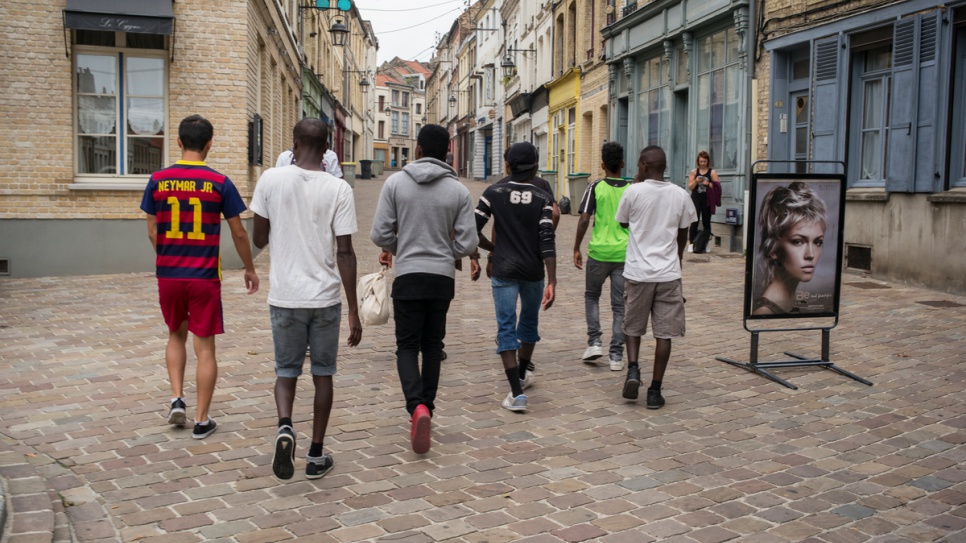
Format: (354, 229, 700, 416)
(1, 174, 965, 543)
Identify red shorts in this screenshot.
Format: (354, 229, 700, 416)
(158, 279, 224, 337)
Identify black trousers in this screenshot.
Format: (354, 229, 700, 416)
(689, 203, 712, 243)
(393, 298, 451, 415)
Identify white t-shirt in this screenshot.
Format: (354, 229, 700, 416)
(275, 149, 343, 178)
(250, 165, 358, 308)
(615, 179, 697, 282)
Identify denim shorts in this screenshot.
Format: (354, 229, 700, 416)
(270, 304, 341, 378)
(491, 277, 543, 353)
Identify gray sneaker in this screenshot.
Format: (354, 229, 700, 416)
(609, 356, 624, 371)
(272, 425, 296, 480)
(502, 392, 528, 412)
(582, 344, 604, 362)
(305, 453, 334, 479)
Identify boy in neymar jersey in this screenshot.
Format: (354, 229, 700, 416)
(140, 115, 259, 440)
(475, 142, 557, 413)
(573, 142, 630, 371)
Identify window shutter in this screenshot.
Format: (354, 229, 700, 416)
(810, 36, 842, 173)
(886, 18, 918, 192)
(888, 11, 942, 192)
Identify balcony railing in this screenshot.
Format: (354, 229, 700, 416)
(622, 1, 638, 17)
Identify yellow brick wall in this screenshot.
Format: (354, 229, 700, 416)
(578, 64, 610, 179)
(0, 0, 302, 219)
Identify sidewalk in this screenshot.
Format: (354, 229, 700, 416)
(0, 174, 964, 542)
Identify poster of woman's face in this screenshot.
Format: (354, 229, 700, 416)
(750, 179, 842, 317)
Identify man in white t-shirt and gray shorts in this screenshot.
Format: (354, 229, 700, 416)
(614, 145, 697, 409)
(251, 119, 362, 480)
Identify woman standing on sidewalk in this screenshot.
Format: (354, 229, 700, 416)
(687, 151, 721, 253)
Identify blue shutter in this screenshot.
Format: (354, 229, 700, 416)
(810, 36, 842, 173)
(887, 11, 942, 192)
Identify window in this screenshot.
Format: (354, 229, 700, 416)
(378, 95, 384, 111)
(853, 45, 892, 182)
(391, 111, 399, 134)
(637, 55, 670, 151)
(378, 121, 385, 139)
(74, 30, 167, 178)
(486, 68, 494, 102)
(696, 27, 740, 171)
(416, 103, 422, 115)
(402, 92, 410, 108)
(392, 90, 399, 106)
(953, 25, 966, 187)
(567, 108, 576, 174)
(402, 112, 410, 136)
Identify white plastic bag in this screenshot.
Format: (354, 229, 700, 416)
(358, 266, 390, 326)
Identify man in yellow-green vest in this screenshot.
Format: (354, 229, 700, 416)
(573, 142, 631, 371)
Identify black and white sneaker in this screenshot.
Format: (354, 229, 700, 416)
(273, 425, 296, 480)
(192, 418, 217, 439)
(167, 399, 187, 427)
(305, 453, 334, 479)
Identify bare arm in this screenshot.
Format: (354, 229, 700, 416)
(687, 170, 697, 191)
(227, 215, 259, 294)
(542, 257, 556, 310)
(252, 214, 270, 249)
(677, 227, 689, 265)
(573, 213, 591, 269)
(145, 214, 157, 251)
(336, 234, 362, 347)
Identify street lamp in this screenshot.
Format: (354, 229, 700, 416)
(501, 47, 537, 78)
(330, 19, 349, 46)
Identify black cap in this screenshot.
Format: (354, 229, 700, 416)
(505, 142, 539, 181)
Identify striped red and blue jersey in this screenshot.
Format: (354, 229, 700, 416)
(140, 161, 247, 281)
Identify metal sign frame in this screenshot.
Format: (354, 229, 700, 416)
(716, 160, 872, 390)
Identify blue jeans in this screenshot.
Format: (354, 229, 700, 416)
(491, 277, 543, 353)
(585, 257, 625, 360)
(270, 304, 341, 378)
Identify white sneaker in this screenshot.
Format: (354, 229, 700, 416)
(502, 392, 528, 412)
(582, 345, 604, 361)
(521, 372, 535, 390)
(609, 357, 624, 371)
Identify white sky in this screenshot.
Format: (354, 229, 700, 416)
(352, 0, 466, 65)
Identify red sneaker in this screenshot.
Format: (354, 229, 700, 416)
(411, 404, 431, 454)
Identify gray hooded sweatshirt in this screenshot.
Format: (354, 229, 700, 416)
(370, 158, 479, 279)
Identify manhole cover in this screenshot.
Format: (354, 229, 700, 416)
(846, 282, 891, 289)
(916, 300, 965, 308)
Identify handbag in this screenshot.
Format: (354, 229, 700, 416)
(358, 266, 390, 326)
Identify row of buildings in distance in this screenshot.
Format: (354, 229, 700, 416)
(421, 0, 966, 295)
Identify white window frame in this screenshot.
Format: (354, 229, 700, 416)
(695, 27, 741, 172)
(637, 54, 670, 152)
(72, 32, 169, 187)
(848, 44, 893, 187)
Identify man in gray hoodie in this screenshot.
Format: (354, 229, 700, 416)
(371, 124, 479, 455)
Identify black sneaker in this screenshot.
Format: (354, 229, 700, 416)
(192, 418, 217, 439)
(622, 366, 641, 400)
(273, 425, 296, 480)
(167, 399, 186, 427)
(305, 453, 334, 479)
(526, 360, 535, 372)
(646, 388, 665, 410)
(441, 350, 448, 360)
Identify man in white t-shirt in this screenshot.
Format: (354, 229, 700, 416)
(614, 145, 697, 409)
(276, 147, 344, 178)
(251, 119, 362, 481)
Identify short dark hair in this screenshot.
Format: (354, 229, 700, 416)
(179, 115, 213, 152)
(640, 145, 667, 172)
(417, 124, 450, 161)
(601, 142, 623, 173)
(293, 118, 330, 153)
